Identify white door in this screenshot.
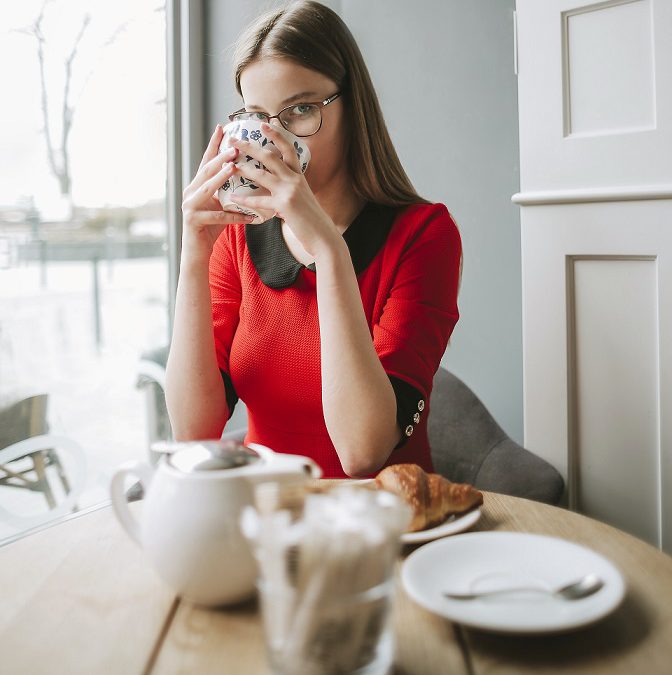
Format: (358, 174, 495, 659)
(514, 0, 672, 550)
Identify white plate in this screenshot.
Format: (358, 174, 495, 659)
(347, 480, 481, 543)
(401, 509, 482, 544)
(401, 532, 626, 634)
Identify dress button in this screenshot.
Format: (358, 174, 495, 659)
(418, 399, 425, 412)
(413, 412, 420, 424)
(405, 424, 414, 437)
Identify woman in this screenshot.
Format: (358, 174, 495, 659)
(165, 0, 461, 478)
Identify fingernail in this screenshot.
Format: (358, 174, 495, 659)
(261, 122, 271, 130)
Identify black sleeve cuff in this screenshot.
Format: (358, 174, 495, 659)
(387, 375, 426, 449)
(219, 369, 239, 420)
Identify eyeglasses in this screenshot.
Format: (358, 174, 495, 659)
(228, 92, 341, 137)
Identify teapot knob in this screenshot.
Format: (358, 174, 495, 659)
(246, 443, 276, 463)
(246, 443, 323, 478)
(290, 456, 322, 478)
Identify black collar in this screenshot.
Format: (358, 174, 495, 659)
(245, 201, 399, 289)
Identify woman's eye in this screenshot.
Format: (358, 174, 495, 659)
(291, 104, 312, 116)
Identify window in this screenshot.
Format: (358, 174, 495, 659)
(0, 0, 169, 542)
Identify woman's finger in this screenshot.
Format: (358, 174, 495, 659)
(232, 139, 293, 178)
(186, 147, 239, 198)
(260, 122, 302, 172)
(189, 162, 237, 207)
(188, 209, 256, 227)
(229, 192, 275, 214)
(232, 161, 277, 191)
(204, 145, 238, 173)
(198, 124, 224, 172)
(197, 148, 240, 187)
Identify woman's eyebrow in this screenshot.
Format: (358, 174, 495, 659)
(246, 91, 319, 110)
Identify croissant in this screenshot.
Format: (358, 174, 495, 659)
(375, 464, 483, 532)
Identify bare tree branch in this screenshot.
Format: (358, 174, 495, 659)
(15, 2, 63, 193)
(60, 14, 91, 197)
(38, 6, 58, 178)
(102, 20, 128, 48)
(75, 20, 130, 112)
(15, 1, 137, 206)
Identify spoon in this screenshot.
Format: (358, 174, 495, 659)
(443, 573, 604, 601)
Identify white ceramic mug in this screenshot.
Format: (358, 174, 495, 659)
(217, 119, 311, 223)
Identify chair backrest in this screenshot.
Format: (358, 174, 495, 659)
(428, 368, 507, 484)
(136, 346, 172, 457)
(0, 394, 49, 449)
(428, 368, 564, 504)
(0, 434, 86, 529)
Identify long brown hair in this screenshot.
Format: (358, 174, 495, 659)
(230, 0, 430, 208)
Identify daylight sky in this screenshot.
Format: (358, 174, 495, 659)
(0, 0, 166, 215)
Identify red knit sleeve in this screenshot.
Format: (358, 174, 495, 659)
(373, 204, 461, 436)
(208, 229, 242, 414)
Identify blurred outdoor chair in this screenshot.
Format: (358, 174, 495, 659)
(136, 345, 172, 465)
(136, 348, 564, 505)
(0, 394, 86, 529)
(0, 394, 61, 506)
(135, 345, 246, 455)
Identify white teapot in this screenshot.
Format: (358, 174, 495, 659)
(110, 441, 321, 606)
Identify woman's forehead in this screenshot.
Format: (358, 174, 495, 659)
(240, 58, 335, 108)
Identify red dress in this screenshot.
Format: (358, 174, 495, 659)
(209, 201, 461, 478)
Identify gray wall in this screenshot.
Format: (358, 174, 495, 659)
(203, 0, 523, 444)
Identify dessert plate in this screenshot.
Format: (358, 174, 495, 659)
(401, 508, 481, 544)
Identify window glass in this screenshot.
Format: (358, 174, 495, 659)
(0, 0, 168, 542)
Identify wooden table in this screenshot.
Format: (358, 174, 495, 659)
(1, 490, 671, 674)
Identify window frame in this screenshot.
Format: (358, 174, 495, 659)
(166, 0, 205, 334)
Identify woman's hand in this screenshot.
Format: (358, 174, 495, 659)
(181, 125, 256, 264)
(228, 122, 339, 258)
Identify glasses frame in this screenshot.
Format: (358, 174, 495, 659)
(228, 92, 342, 137)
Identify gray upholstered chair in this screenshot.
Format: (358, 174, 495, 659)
(428, 368, 564, 505)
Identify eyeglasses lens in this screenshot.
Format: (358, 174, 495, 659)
(232, 105, 321, 137)
(278, 106, 321, 136)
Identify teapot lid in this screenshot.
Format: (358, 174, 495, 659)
(153, 440, 262, 473)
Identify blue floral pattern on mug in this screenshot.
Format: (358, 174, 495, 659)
(218, 120, 310, 217)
